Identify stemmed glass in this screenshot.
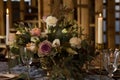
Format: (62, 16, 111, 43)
(103, 49, 120, 79)
(20, 47, 33, 80)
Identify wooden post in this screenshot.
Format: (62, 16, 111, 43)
(43, 0, 51, 16)
(89, 1, 95, 42)
(81, 0, 89, 39)
(107, 0, 115, 48)
(0, 0, 4, 35)
(31, 0, 36, 7)
(38, 0, 42, 28)
(20, 0, 25, 21)
(77, 0, 81, 37)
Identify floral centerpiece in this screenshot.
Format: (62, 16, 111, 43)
(10, 6, 96, 80)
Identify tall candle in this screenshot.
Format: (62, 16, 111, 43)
(98, 13, 103, 44)
(6, 8, 9, 45)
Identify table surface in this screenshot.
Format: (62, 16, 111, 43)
(0, 61, 120, 80)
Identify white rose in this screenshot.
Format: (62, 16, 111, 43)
(31, 36, 39, 43)
(52, 39, 60, 47)
(45, 16, 58, 27)
(69, 37, 81, 49)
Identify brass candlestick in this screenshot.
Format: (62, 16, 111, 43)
(96, 43, 104, 50)
(96, 43, 104, 80)
(6, 45, 11, 74)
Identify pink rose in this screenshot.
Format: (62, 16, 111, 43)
(30, 28, 41, 36)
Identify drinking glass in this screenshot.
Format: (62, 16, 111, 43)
(103, 49, 120, 78)
(20, 47, 33, 80)
(20, 48, 33, 66)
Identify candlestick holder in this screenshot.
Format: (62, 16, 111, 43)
(96, 43, 104, 50)
(6, 45, 11, 74)
(96, 43, 104, 80)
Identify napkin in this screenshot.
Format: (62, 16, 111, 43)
(0, 73, 18, 80)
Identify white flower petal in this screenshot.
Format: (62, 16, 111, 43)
(52, 39, 60, 47)
(45, 16, 58, 27)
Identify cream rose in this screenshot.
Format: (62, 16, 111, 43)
(45, 16, 58, 27)
(69, 37, 81, 49)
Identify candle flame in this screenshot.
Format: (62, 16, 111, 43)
(99, 13, 102, 17)
(6, 8, 9, 14)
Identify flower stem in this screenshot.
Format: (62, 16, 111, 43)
(50, 56, 56, 66)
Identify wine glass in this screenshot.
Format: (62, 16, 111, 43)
(20, 47, 33, 80)
(103, 49, 120, 78)
(21, 48, 33, 66)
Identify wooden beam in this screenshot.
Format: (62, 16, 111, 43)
(20, 0, 25, 21)
(77, 0, 81, 37)
(81, 0, 89, 39)
(107, 0, 115, 48)
(0, 0, 4, 35)
(38, 0, 42, 28)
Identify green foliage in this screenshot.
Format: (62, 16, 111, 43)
(39, 39, 96, 79)
(10, 6, 97, 80)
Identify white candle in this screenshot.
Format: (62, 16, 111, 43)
(98, 13, 103, 44)
(6, 8, 9, 45)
